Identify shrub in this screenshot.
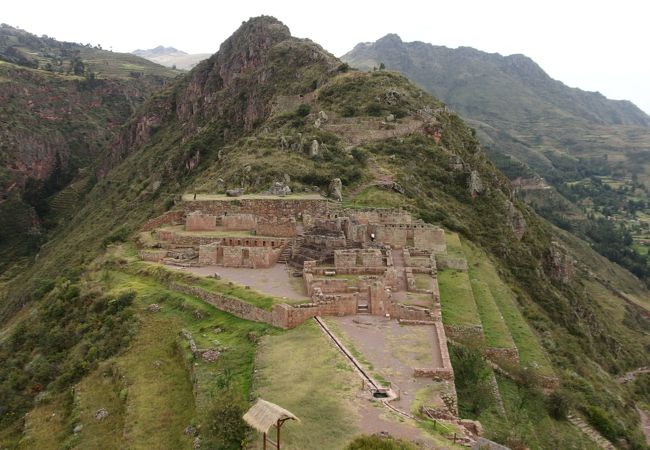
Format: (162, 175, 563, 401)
(546, 390, 570, 420)
(204, 388, 250, 449)
(345, 434, 418, 450)
(295, 103, 311, 117)
(351, 148, 369, 165)
(101, 226, 131, 248)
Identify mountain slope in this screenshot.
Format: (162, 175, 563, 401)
(342, 35, 650, 286)
(0, 24, 179, 277)
(132, 46, 210, 70)
(0, 17, 648, 449)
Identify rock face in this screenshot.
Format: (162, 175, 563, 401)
(329, 178, 343, 202)
(505, 200, 526, 240)
(548, 242, 574, 283)
(468, 170, 483, 198)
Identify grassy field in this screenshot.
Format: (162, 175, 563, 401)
(462, 241, 516, 349)
(252, 322, 360, 449)
(437, 269, 482, 327)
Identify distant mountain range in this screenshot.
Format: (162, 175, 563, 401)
(132, 45, 210, 70)
(343, 34, 650, 285)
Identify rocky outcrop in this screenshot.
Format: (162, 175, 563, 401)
(468, 170, 483, 198)
(547, 241, 574, 283)
(505, 200, 526, 240)
(329, 178, 343, 202)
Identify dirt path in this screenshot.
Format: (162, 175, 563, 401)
(618, 366, 650, 384)
(167, 264, 308, 303)
(638, 406, 650, 445)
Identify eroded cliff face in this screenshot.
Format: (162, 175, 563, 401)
(0, 63, 164, 198)
(103, 16, 339, 174)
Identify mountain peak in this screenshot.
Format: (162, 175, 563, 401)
(376, 33, 403, 45)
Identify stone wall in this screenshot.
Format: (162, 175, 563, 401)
(141, 210, 185, 232)
(483, 347, 520, 364)
(307, 278, 349, 295)
(182, 198, 329, 220)
(171, 283, 274, 325)
(255, 220, 298, 237)
(139, 250, 168, 262)
(436, 256, 468, 271)
(222, 214, 257, 231)
(342, 208, 412, 225)
(414, 227, 446, 252)
(394, 304, 435, 322)
(199, 244, 282, 268)
(444, 324, 485, 344)
(186, 213, 217, 231)
(334, 249, 383, 268)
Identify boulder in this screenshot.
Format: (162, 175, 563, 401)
(329, 178, 343, 202)
(318, 110, 329, 121)
(226, 188, 243, 197)
(147, 303, 162, 312)
(94, 408, 109, 422)
(385, 113, 395, 122)
(309, 140, 320, 157)
(264, 181, 292, 196)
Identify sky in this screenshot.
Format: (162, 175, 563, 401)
(3, 0, 650, 114)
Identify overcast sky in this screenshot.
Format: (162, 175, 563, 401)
(4, 0, 650, 114)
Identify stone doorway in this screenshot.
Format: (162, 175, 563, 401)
(242, 248, 251, 267)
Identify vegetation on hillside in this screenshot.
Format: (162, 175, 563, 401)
(0, 16, 648, 449)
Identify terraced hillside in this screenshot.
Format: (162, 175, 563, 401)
(0, 16, 648, 449)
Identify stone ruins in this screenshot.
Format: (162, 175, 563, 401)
(139, 194, 454, 380)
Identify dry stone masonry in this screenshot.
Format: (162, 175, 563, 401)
(139, 193, 454, 379)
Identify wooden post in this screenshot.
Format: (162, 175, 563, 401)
(263, 432, 267, 450)
(277, 419, 281, 450)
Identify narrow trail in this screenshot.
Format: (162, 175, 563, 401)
(637, 406, 650, 445)
(617, 366, 650, 384)
(567, 412, 616, 450)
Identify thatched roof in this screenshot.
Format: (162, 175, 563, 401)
(243, 399, 299, 433)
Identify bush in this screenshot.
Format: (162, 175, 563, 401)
(204, 389, 250, 449)
(449, 343, 495, 417)
(351, 148, 369, 165)
(345, 435, 418, 450)
(295, 103, 311, 117)
(101, 226, 131, 248)
(546, 390, 570, 420)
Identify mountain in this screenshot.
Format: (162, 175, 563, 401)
(132, 45, 211, 70)
(342, 34, 650, 286)
(0, 24, 179, 277)
(0, 17, 648, 449)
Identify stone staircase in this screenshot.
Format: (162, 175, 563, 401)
(278, 235, 304, 264)
(356, 303, 369, 314)
(567, 412, 616, 450)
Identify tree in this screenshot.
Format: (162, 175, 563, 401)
(379, 62, 386, 70)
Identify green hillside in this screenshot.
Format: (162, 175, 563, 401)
(342, 35, 650, 286)
(0, 17, 648, 449)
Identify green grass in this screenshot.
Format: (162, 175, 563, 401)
(459, 247, 554, 374)
(444, 232, 463, 257)
(462, 241, 516, 349)
(129, 261, 280, 310)
(253, 321, 360, 449)
(344, 186, 412, 209)
(437, 269, 481, 327)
